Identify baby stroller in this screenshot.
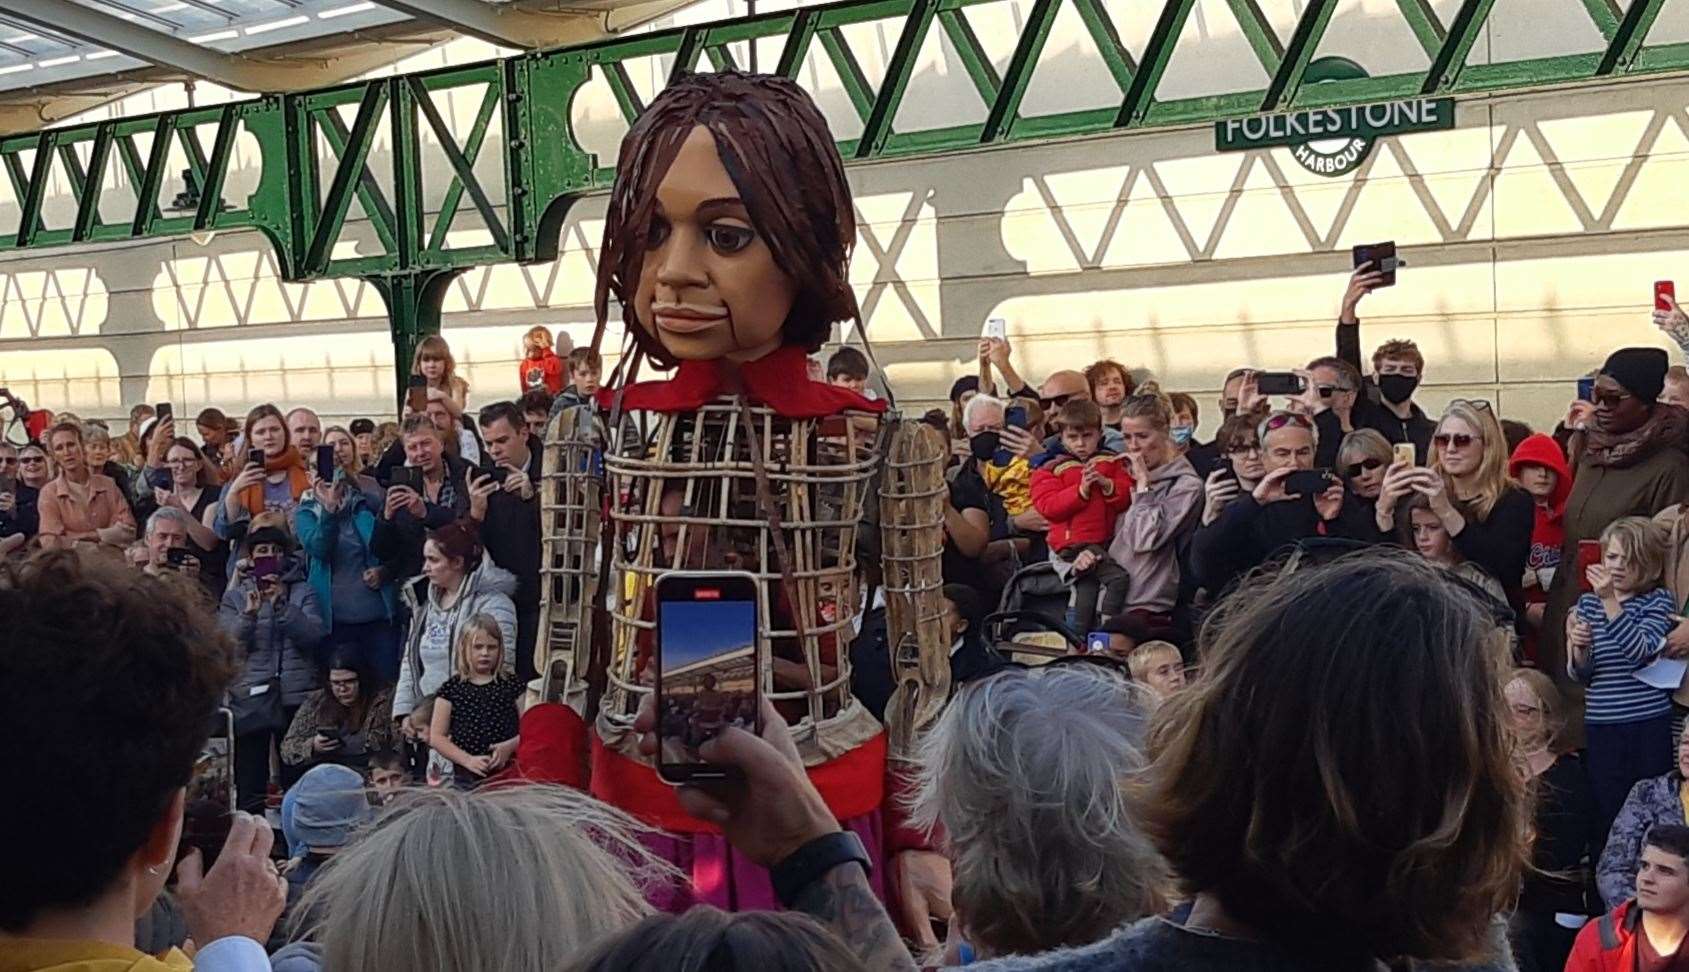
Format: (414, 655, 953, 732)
(985, 562, 1086, 663)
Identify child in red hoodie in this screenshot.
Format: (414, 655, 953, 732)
(1510, 432, 1572, 664)
(1031, 399, 1134, 633)
(517, 325, 566, 395)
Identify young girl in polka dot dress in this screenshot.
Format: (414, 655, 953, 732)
(429, 614, 523, 789)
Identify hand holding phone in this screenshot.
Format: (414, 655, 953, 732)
(406, 375, 428, 414)
(315, 444, 336, 483)
(1352, 241, 1402, 287)
(1657, 280, 1676, 312)
(1392, 442, 1416, 468)
(981, 317, 1007, 342)
(655, 571, 762, 785)
(1255, 372, 1306, 396)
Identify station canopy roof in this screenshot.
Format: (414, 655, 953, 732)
(0, 0, 692, 130)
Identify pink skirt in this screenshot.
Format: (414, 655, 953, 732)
(640, 810, 887, 912)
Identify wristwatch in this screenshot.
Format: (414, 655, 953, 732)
(770, 831, 872, 908)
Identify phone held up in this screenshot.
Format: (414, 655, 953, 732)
(1578, 376, 1596, 403)
(1657, 280, 1676, 312)
(654, 570, 762, 785)
(155, 401, 173, 425)
(1285, 468, 1334, 497)
(1353, 241, 1403, 287)
(1254, 371, 1306, 396)
(981, 317, 1007, 343)
(175, 707, 235, 873)
(316, 444, 336, 483)
(1392, 442, 1417, 468)
(407, 375, 428, 413)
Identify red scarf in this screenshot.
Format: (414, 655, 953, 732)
(238, 447, 310, 515)
(595, 345, 887, 418)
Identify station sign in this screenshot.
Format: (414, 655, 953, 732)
(1214, 97, 1457, 177)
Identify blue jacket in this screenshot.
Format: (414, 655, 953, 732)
(292, 476, 397, 628)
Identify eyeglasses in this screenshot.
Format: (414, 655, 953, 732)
(1343, 458, 1384, 477)
(1225, 441, 1261, 456)
(1433, 433, 1476, 449)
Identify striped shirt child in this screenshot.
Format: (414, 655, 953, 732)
(1571, 586, 1678, 724)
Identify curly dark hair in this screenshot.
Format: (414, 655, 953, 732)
(594, 70, 859, 367)
(0, 551, 233, 929)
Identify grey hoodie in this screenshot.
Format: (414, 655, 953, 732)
(1106, 455, 1202, 614)
(393, 558, 518, 716)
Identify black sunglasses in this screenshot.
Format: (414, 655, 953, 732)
(1433, 433, 1476, 449)
(1344, 458, 1384, 477)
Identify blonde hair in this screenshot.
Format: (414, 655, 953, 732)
(1336, 429, 1392, 470)
(1125, 640, 1181, 682)
(293, 785, 667, 972)
(1431, 401, 1512, 520)
(523, 325, 553, 351)
(454, 613, 504, 678)
(1601, 515, 1668, 591)
(1506, 668, 1568, 753)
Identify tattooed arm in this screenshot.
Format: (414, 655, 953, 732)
(632, 694, 916, 970)
(791, 861, 917, 972)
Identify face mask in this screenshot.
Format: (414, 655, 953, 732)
(1170, 425, 1195, 446)
(969, 431, 1001, 462)
(1378, 373, 1419, 405)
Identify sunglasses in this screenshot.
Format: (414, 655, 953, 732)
(1448, 398, 1494, 413)
(1226, 442, 1262, 456)
(1344, 458, 1384, 477)
(1316, 384, 1356, 398)
(1593, 390, 1632, 408)
(1433, 433, 1477, 449)
(1258, 412, 1313, 438)
(1040, 393, 1076, 409)
(18, 456, 45, 464)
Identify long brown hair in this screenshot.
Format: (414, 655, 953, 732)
(1431, 400, 1512, 520)
(1131, 551, 1528, 962)
(594, 71, 859, 367)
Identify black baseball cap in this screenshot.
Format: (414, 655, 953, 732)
(349, 418, 375, 436)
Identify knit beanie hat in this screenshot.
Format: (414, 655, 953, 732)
(285, 764, 372, 853)
(1601, 347, 1669, 404)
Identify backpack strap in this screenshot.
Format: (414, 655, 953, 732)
(1598, 909, 1621, 950)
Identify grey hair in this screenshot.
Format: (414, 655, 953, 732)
(961, 393, 1005, 433)
(909, 665, 1169, 957)
(144, 506, 194, 538)
(293, 784, 673, 972)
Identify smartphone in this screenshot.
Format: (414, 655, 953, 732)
(316, 726, 344, 743)
(1086, 631, 1110, 654)
(1657, 280, 1676, 312)
(389, 466, 419, 493)
(1214, 458, 1236, 482)
(982, 317, 1007, 342)
(0, 472, 13, 495)
(1578, 376, 1596, 403)
(1577, 539, 1603, 593)
(175, 708, 234, 874)
(166, 546, 193, 568)
(155, 402, 172, 425)
(406, 374, 428, 413)
(486, 464, 512, 484)
(247, 448, 264, 469)
(252, 554, 282, 580)
(1353, 241, 1400, 287)
(1255, 371, 1306, 396)
(316, 444, 336, 482)
(655, 570, 762, 784)
(1392, 442, 1417, 467)
(1285, 469, 1333, 496)
(1004, 405, 1028, 430)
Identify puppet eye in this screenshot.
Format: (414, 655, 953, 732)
(645, 216, 672, 249)
(705, 223, 755, 254)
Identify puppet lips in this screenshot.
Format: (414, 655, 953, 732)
(653, 304, 729, 334)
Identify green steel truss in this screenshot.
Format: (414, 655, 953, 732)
(0, 0, 1684, 378)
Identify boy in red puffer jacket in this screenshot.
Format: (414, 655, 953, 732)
(1031, 399, 1134, 633)
(1510, 433, 1572, 665)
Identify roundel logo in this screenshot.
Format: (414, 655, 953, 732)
(1290, 57, 1371, 178)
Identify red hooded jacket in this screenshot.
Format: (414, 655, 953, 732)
(1030, 451, 1134, 551)
(1565, 900, 1679, 972)
(518, 349, 566, 396)
(1509, 433, 1572, 603)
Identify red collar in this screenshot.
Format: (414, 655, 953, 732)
(596, 345, 887, 418)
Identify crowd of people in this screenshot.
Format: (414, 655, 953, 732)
(13, 267, 1689, 972)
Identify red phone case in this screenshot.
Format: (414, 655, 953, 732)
(1577, 539, 1603, 593)
(1657, 280, 1675, 312)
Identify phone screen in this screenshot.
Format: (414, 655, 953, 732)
(175, 708, 234, 874)
(656, 572, 761, 784)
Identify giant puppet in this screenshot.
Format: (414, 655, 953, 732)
(530, 71, 952, 930)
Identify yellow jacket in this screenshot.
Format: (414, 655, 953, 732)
(0, 939, 192, 972)
(982, 457, 1032, 516)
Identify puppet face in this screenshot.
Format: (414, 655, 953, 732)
(633, 126, 797, 364)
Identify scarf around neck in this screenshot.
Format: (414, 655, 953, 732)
(238, 446, 310, 515)
(1582, 404, 1689, 469)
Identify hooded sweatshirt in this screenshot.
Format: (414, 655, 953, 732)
(0, 935, 267, 972)
(1509, 433, 1573, 604)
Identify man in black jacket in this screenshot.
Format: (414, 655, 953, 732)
(1336, 263, 1437, 462)
(470, 402, 542, 684)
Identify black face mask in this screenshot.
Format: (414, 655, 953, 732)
(1378, 373, 1419, 405)
(969, 431, 1001, 462)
